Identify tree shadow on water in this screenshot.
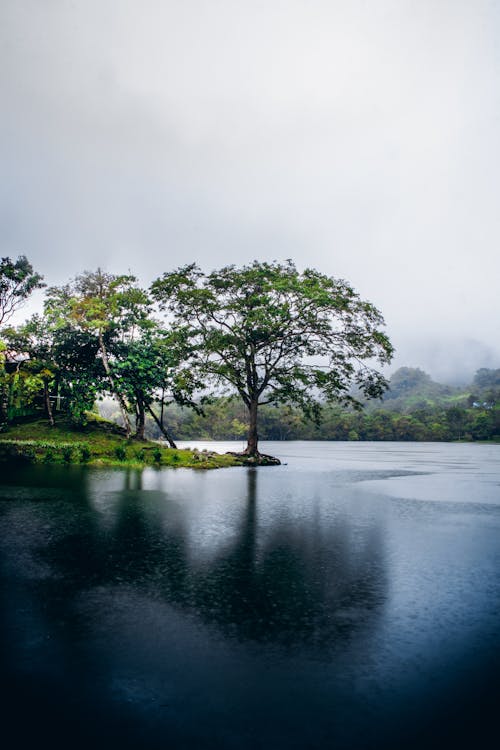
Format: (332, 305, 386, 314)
(0, 465, 390, 748)
(5, 466, 389, 654)
(189, 469, 388, 651)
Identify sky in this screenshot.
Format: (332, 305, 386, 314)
(1, 0, 499, 383)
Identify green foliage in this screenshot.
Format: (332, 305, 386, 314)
(473, 368, 500, 390)
(0, 419, 243, 467)
(3, 257, 498, 449)
(79, 444, 91, 462)
(154, 396, 500, 443)
(378, 367, 459, 411)
(0, 255, 44, 326)
(43, 446, 55, 463)
(21, 445, 36, 460)
(114, 444, 128, 461)
(470, 368, 500, 406)
(44, 270, 155, 437)
(4, 312, 102, 427)
(61, 445, 73, 462)
(41, 268, 197, 441)
(151, 260, 393, 454)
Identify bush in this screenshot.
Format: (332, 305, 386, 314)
(43, 447, 55, 463)
(80, 445, 91, 463)
(135, 448, 145, 462)
(62, 445, 73, 463)
(114, 445, 127, 461)
(153, 447, 162, 463)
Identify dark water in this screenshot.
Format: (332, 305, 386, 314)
(1, 441, 499, 749)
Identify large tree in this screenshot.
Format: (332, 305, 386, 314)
(151, 260, 394, 461)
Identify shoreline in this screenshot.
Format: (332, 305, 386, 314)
(0, 438, 245, 469)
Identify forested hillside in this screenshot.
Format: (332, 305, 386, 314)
(99, 367, 500, 443)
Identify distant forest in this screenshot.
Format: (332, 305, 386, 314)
(100, 366, 500, 443)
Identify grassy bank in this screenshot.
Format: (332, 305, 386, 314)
(0, 415, 243, 469)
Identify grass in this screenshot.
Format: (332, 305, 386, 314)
(0, 414, 244, 470)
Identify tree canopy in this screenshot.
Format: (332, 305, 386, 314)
(0, 255, 44, 325)
(3, 256, 499, 451)
(151, 260, 394, 458)
(42, 269, 196, 442)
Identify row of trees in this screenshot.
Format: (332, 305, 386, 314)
(0, 257, 393, 456)
(1, 267, 201, 446)
(150, 398, 500, 443)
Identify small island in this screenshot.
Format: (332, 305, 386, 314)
(1, 258, 393, 467)
(0, 414, 244, 469)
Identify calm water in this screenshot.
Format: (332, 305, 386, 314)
(1, 441, 499, 749)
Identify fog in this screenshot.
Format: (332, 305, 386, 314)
(1, 1, 499, 383)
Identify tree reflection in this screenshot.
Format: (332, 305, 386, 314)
(30, 466, 387, 653)
(190, 469, 387, 649)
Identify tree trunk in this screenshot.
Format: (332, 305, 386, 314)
(98, 330, 132, 438)
(135, 395, 146, 440)
(0, 353, 8, 424)
(0, 381, 8, 425)
(43, 380, 55, 427)
(245, 399, 259, 455)
(55, 376, 61, 412)
(146, 404, 178, 449)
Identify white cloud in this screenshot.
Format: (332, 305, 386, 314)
(1, 0, 499, 380)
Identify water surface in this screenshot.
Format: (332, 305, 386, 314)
(1, 441, 499, 748)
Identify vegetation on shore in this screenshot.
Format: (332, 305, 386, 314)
(0, 415, 244, 469)
(1, 257, 393, 464)
(151, 261, 392, 457)
(145, 367, 500, 443)
(3, 257, 499, 452)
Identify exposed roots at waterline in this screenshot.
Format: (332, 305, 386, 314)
(225, 451, 281, 466)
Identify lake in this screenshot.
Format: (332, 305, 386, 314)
(1, 441, 499, 749)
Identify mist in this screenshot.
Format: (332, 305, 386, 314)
(1, 0, 499, 383)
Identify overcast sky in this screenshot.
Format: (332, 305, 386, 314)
(1, 0, 499, 382)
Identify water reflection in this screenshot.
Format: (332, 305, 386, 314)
(0, 464, 386, 748)
(190, 469, 387, 648)
(1, 452, 499, 749)
(9, 466, 387, 653)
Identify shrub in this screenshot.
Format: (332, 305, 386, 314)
(114, 445, 127, 461)
(62, 446, 73, 463)
(80, 445, 91, 463)
(43, 447, 55, 463)
(153, 447, 162, 463)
